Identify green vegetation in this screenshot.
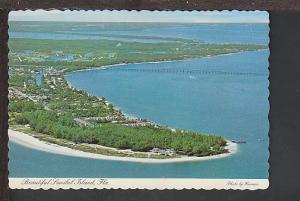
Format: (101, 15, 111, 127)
(9, 78, 226, 156)
(9, 38, 267, 72)
(8, 36, 266, 158)
(9, 21, 187, 33)
(13, 126, 173, 159)
(14, 110, 226, 156)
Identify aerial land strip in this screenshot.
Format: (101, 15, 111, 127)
(8, 37, 266, 161)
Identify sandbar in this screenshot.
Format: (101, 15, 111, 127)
(9, 129, 238, 164)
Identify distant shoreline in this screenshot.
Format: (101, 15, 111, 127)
(64, 49, 268, 125)
(9, 129, 238, 164)
(10, 44, 261, 163)
(64, 49, 268, 75)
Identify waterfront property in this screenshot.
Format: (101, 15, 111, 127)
(8, 20, 269, 179)
(8, 30, 267, 158)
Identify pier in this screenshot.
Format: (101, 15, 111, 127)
(108, 67, 267, 76)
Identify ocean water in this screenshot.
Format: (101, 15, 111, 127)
(9, 23, 269, 178)
(9, 31, 170, 43)
(9, 22, 269, 45)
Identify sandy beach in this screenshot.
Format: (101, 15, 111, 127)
(9, 52, 243, 165)
(9, 129, 238, 164)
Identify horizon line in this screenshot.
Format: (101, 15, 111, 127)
(9, 20, 269, 24)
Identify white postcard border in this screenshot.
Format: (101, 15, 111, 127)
(10, 178, 269, 190)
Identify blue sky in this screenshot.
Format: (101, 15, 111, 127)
(9, 10, 269, 23)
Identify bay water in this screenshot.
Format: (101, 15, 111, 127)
(9, 23, 269, 178)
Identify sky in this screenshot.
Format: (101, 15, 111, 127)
(9, 10, 269, 23)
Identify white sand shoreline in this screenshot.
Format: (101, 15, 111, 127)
(9, 129, 238, 164)
(9, 50, 257, 164)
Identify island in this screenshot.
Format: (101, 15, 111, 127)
(8, 37, 266, 162)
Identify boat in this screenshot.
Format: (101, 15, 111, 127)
(231, 140, 247, 144)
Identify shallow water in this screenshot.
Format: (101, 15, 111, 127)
(35, 72, 42, 86)
(9, 23, 270, 178)
(9, 23, 269, 45)
(9, 51, 269, 178)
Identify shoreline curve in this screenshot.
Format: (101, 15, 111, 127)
(64, 49, 267, 74)
(9, 129, 238, 164)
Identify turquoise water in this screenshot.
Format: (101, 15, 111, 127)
(9, 51, 269, 178)
(9, 31, 170, 43)
(9, 23, 269, 178)
(9, 22, 269, 45)
(35, 72, 42, 86)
